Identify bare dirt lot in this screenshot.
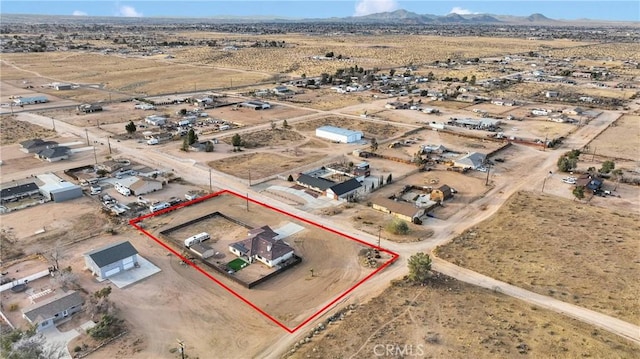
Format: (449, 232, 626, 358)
(287, 274, 638, 359)
(208, 151, 327, 180)
(139, 192, 374, 328)
(221, 128, 306, 148)
(436, 190, 640, 325)
(0, 115, 56, 145)
(587, 115, 640, 161)
(1, 52, 271, 99)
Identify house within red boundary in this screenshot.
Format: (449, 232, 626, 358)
(129, 189, 399, 333)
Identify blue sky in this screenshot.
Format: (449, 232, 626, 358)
(0, 1, 638, 21)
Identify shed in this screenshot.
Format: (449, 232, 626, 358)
(22, 290, 83, 332)
(84, 241, 139, 280)
(430, 185, 453, 202)
(315, 126, 363, 143)
(37, 173, 83, 202)
(189, 243, 215, 259)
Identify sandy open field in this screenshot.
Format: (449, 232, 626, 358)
(436, 190, 640, 325)
(294, 115, 407, 140)
(587, 115, 640, 161)
(208, 152, 327, 180)
(287, 274, 638, 359)
(0, 115, 57, 145)
(140, 192, 375, 328)
(1, 52, 271, 98)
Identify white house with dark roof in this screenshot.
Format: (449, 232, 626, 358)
(22, 290, 83, 332)
(84, 241, 139, 280)
(326, 178, 362, 201)
(229, 226, 294, 268)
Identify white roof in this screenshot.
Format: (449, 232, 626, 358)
(316, 126, 363, 137)
(37, 173, 80, 192)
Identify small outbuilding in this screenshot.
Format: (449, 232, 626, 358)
(315, 126, 363, 144)
(453, 152, 486, 170)
(189, 243, 215, 259)
(84, 241, 139, 280)
(326, 178, 362, 201)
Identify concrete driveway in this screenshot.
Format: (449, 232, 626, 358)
(40, 325, 79, 359)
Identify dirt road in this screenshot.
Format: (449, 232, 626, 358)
(15, 101, 639, 355)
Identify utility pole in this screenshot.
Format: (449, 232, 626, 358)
(246, 193, 249, 212)
(92, 145, 98, 165)
(85, 128, 90, 146)
(177, 340, 185, 359)
(107, 136, 112, 155)
(541, 171, 552, 193)
(375, 226, 382, 258)
(248, 169, 251, 187)
(484, 163, 491, 186)
(209, 168, 212, 192)
(51, 117, 56, 131)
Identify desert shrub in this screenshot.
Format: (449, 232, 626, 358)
(87, 314, 125, 340)
(385, 219, 409, 235)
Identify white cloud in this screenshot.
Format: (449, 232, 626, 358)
(116, 5, 143, 17)
(72, 10, 88, 16)
(449, 7, 479, 15)
(354, 0, 399, 17)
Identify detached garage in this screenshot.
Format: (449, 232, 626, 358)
(84, 241, 139, 281)
(316, 126, 363, 144)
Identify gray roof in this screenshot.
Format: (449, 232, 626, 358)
(455, 152, 486, 168)
(37, 146, 70, 159)
(296, 173, 335, 191)
(329, 178, 362, 196)
(1, 182, 39, 200)
(22, 290, 83, 322)
(85, 241, 138, 268)
(231, 225, 293, 261)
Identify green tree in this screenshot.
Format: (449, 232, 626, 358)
(370, 138, 378, 152)
(204, 141, 214, 152)
(287, 174, 294, 182)
(389, 68, 396, 77)
(125, 121, 136, 135)
(386, 173, 393, 184)
(469, 74, 476, 85)
(461, 76, 468, 83)
(572, 186, 585, 201)
(325, 51, 334, 58)
(600, 160, 615, 174)
(557, 156, 577, 172)
(179, 108, 187, 115)
(87, 314, 125, 340)
(231, 133, 243, 150)
(407, 252, 432, 283)
(181, 137, 189, 152)
(282, 119, 290, 129)
(385, 219, 409, 235)
(187, 129, 198, 145)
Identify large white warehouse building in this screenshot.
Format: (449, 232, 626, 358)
(315, 126, 363, 144)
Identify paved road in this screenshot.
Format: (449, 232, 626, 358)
(15, 98, 639, 355)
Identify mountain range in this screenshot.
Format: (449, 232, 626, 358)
(1, 10, 636, 26)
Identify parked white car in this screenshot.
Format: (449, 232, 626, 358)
(562, 178, 576, 184)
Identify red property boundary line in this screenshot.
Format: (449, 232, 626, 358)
(129, 189, 399, 333)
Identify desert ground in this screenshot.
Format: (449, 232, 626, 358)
(287, 274, 638, 359)
(436, 190, 640, 325)
(586, 114, 640, 161)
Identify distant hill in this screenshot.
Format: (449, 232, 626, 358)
(0, 10, 636, 26)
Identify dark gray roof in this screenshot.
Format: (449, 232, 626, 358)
(85, 241, 138, 268)
(231, 225, 293, 261)
(329, 178, 362, 196)
(37, 146, 69, 159)
(20, 138, 44, 148)
(22, 290, 83, 322)
(296, 173, 334, 191)
(0, 182, 39, 200)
